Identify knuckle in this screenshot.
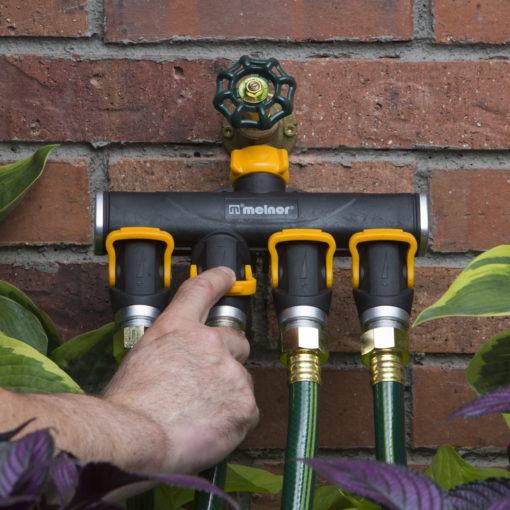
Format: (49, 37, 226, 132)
(202, 327, 224, 348)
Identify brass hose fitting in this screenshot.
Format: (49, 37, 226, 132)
(113, 305, 160, 349)
(279, 306, 329, 384)
(360, 326, 409, 385)
(288, 350, 322, 385)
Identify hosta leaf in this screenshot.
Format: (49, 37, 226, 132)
(425, 444, 510, 491)
(0, 144, 58, 222)
(225, 464, 283, 494)
(50, 323, 118, 393)
(0, 428, 54, 498)
(414, 246, 510, 326)
(447, 478, 510, 510)
(466, 330, 510, 396)
(304, 458, 447, 510)
(449, 384, 510, 421)
(0, 296, 47, 354)
(0, 280, 62, 351)
(0, 332, 82, 394)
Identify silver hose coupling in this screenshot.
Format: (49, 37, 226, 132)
(114, 304, 161, 349)
(206, 305, 246, 332)
(278, 305, 329, 369)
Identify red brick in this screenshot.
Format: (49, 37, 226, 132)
(109, 158, 231, 192)
(105, 0, 413, 42)
(109, 157, 415, 193)
(242, 367, 374, 449)
(431, 169, 510, 252)
(433, 0, 510, 43)
(4, 57, 510, 150)
(0, 263, 111, 341)
(0, 1, 87, 36)
(413, 366, 509, 449)
(289, 159, 415, 193)
(0, 160, 90, 245)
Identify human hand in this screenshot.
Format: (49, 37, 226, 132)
(103, 267, 259, 474)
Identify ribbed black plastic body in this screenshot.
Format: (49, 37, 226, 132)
(353, 241, 414, 316)
(272, 241, 332, 314)
(191, 231, 251, 315)
(98, 191, 422, 256)
(109, 239, 171, 314)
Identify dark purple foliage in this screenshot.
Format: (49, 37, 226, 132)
(51, 452, 79, 505)
(447, 478, 510, 509)
(0, 423, 238, 510)
(66, 462, 238, 510)
(485, 498, 510, 510)
(304, 458, 448, 510)
(449, 384, 510, 420)
(0, 419, 35, 442)
(0, 428, 54, 499)
(305, 458, 510, 510)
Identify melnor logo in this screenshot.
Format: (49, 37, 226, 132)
(226, 200, 298, 218)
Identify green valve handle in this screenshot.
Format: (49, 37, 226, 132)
(213, 55, 296, 130)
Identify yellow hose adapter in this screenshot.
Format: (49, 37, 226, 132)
(230, 145, 289, 185)
(349, 229, 417, 290)
(105, 227, 174, 288)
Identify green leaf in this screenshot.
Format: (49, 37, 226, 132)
(0, 332, 82, 393)
(414, 245, 510, 327)
(466, 330, 510, 396)
(312, 486, 381, 510)
(0, 296, 47, 354)
(0, 280, 62, 351)
(224, 464, 283, 494)
(50, 323, 119, 394)
(0, 144, 58, 222)
(425, 444, 510, 491)
(154, 484, 194, 510)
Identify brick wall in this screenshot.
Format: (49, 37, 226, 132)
(2, 0, 510, 502)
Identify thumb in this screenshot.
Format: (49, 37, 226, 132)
(158, 266, 236, 326)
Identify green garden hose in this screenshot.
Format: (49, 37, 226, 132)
(372, 380, 406, 465)
(194, 461, 227, 510)
(369, 349, 407, 466)
(281, 352, 321, 510)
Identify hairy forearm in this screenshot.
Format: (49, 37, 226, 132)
(1, 387, 167, 473)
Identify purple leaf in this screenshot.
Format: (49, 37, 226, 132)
(486, 497, 510, 510)
(447, 478, 510, 509)
(0, 419, 36, 442)
(50, 451, 79, 504)
(0, 428, 54, 498)
(65, 462, 239, 510)
(304, 458, 448, 510)
(0, 494, 41, 509)
(449, 384, 510, 420)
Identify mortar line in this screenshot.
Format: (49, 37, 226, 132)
(2, 37, 510, 61)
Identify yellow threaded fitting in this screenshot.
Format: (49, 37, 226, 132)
(369, 349, 405, 385)
(288, 350, 322, 385)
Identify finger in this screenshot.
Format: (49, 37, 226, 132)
(157, 267, 235, 327)
(213, 326, 250, 363)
